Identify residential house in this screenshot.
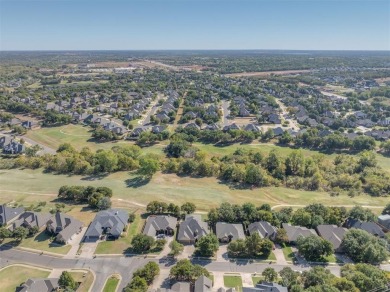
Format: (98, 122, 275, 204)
(184, 111, 197, 119)
(46, 212, 84, 244)
(345, 218, 385, 238)
(185, 123, 200, 130)
(204, 123, 220, 131)
(152, 125, 166, 134)
(244, 124, 261, 133)
(378, 214, 390, 230)
(177, 214, 209, 245)
(223, 123, 240, 131)
(272, 127, 284, 136)
(10, 211, 51, 232)
(130, 127, 147, 138)
(268, 113, 281, 124)
(248, 221, 277, 240)
(242, 282, 288, 292)
(0, 204, 24, 226)
(17, 278, 59, 292)
(143, 215, 177, 237)
(282, 223, 317, 243)
(84, 209, 128, 241)
(316, 225, 347, 253)
(215, 222, 245, 243)
(194, 275, 213, 292)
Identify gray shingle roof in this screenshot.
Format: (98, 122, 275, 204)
(194, 275, 213, 292)
(282, 223, 317, 242)
(316, 224, 347, 251)
(0, 204, 24, 225)
(85, 209, 128, 238)
(143, 215, 177, 237)
(177, 214, 209, 243)
(18, 278, 59, 292)
(248, 221, 277, 239)
(215, 222, 245, 241)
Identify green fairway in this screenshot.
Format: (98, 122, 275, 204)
(24, 125, 390, 174)
(0, 168, 388, 212)
(0, 265, 50, 292)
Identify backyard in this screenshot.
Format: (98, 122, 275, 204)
(0, 265, 50, 292)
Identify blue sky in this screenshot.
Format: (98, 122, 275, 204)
(0, 0, 389, 50)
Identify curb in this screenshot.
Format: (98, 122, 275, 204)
(101, 273, 122, 292)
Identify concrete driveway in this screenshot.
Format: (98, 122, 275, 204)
(217, 244, 229, 261)
(79, 241, 99, 258)
(64, 227, 87, 259)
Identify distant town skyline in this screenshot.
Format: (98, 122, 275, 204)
(1, 0, 389, 51)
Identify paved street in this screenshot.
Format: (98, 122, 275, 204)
(221, 100, 230, 127)
(1, 246, 389, 291)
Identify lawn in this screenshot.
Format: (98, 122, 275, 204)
(252, 276, 263, 285)
(224, 275, 243, 291)
(0, 265, 50, 292)
(25, 124, 164, 155)
(282, 245, 295, 262)
(16, 230, 71, 255)
(103, 275, 120, 292)
(95, 213, 143, 254)
(70, 270, 95, 292)
(0, 168, 388, 213)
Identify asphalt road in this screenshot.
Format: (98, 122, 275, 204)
(1, 246, 390, 291)
(221, 100, 230, 127)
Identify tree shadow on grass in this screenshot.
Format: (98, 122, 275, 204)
(80, 173, 109, 181)
(125, 176, 151, 188)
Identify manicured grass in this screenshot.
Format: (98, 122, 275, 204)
(24, 124, 164, 155)
(18, 231, 71, 254)
(0, 265, 50, 292)
(282, 245, 295, 262)
(70, 271, 94, 292)
(252, 276, 264, 285)
(224, 275, 243, 291)
(95, 213, 143, 254)
(0, 168, 388, 213)
(103, 275, 120, 292)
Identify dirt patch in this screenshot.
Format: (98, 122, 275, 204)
(231, 117, 257, 126)
(225, 69, 311, 78)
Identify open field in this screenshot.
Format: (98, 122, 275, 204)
(0, 265, 50, 292)
(25, 124, 164, 155)
(0, 168, 388, 212)
(24, 124, 390, 173)
(225, 69, 311, 78)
